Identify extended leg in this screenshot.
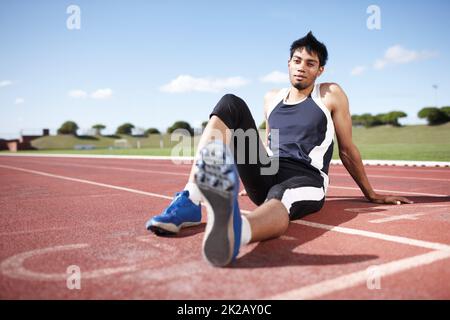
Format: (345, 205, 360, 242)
(196, 141, 287, 266)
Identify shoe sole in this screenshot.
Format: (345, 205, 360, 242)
(148, 221, 201, 236)
(195, 143, 237, 267)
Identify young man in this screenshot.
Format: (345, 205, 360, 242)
(146, 32, 413, 267)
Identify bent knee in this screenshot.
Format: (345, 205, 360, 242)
(218, 94, 249, 112)
(220, 93, 242, 104)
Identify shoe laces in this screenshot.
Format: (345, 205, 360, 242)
(166, 191, 187, 213)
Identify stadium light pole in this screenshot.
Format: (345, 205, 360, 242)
(432, 84, 438, 107)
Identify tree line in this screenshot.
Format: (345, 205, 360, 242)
(351, 106, 449, 128)
(56, 106, 450, 136)
(57, 121, 197, 136)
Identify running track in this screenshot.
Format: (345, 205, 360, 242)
(0, 155, 449, 299)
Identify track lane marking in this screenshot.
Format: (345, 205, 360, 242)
(331, 172, 450, 182)
(7, 158, 450, 182)
(268, 250, 450, 299)
(292, 220, 450, 252)
(329, 185, 448, 197)
(2, 163, 450, 297)
(1, 164, 449, 252)
(1, 162, 448, 197)
(0, 164, 174, 201)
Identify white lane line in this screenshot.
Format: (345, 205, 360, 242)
(329, 185, 448, 197)
(330, 159, 450, 167)
(330, 166, 450, 175)
(2, 164, 450, 253)
(2, 153, 450, 167)
(3, 163, 450, 297)
(0, 218, 143, 236)
(268, 250, 450, 300)
(18, 160, 190, 177)
(24, 158, 192, 168)
(18, 159, 450, 182)
(1, 161, 447, 198)
(29, 162, 450, 182)
(293, 220, 450, 252)
(368, 213, 426, 224)
(0, 164, 174, 201)
(331, 172, 450, 182)
(0, 153, 194, 161)
(4, 155, 450, 176)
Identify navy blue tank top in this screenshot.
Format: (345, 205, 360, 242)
(266, 84, 335, 181)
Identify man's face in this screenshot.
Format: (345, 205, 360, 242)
(288, 47, 324, 90)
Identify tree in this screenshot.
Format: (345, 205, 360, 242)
(116, 123, 135, 135)
(201, 121, 209, 130)
(352, 111, 407, 127)
(381, 111, 407, 127)
(418, 107, 448, 125)
(145, 128, 160, 135)
(57, 121, 79, 135)
(259, 120, 266, 129)
(440, 106, 450, 118)
(370, 113, 384, 127)
(92, 124, 106, 136)
(167, 121, 194, 136)
(359, 113, 378, 128)
(351, 114, 363, 127)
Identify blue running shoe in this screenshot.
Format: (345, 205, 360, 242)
(145, 190, 202, 235)
(195, 141, 242, 267)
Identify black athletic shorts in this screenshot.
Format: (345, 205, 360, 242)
(209, 94, 326, 221)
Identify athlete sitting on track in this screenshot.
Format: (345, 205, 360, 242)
(146, 31, 413, 267)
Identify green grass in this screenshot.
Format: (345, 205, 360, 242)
(332, 143, 449, 161)
(2, 123, 450, 161)
(332, 123, 450, 161)
(28, 134, 184, 150)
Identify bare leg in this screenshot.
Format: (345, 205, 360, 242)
(188, 115, 232, 182)
(244, 199, 289, 242)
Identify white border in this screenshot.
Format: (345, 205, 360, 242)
(1, 153, 449, 167)
(330, 159, 450, 167)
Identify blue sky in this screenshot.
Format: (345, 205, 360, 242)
(1, 0, 449, 138)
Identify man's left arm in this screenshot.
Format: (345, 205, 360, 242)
(326, 83, 413, 205)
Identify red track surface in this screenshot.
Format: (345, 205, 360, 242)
(0, 155, 449, 299)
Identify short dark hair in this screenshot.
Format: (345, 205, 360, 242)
(290, 31, 328, 67)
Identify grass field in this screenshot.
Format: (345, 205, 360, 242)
(2, 124, 450, 161)
(340, 123, 450, 161)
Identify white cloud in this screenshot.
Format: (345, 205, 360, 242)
(160, 75, 250, 93)
(91, 88, 113, 99)
(374, 45, 438, 69)
(0, 80, 13, 88)
(14, 98, 24, 105)
(260, 71, 289, 83)
(68, 88, 113, 99)
(68, 89, 88, 98)
(350, 66, 367, 76)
